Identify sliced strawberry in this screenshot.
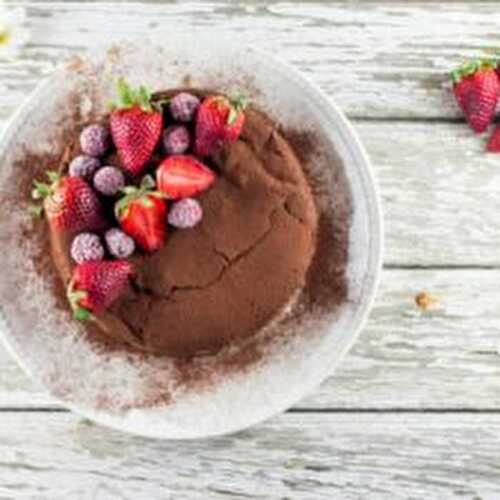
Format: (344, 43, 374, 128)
(451, 58, 499, 134)
(110, 79, 162, 177)
(67, 260, 133, 320)
(156, 155, 215, 199)
(31, 171, 104, 233)
(115, 175, 166, 253)
(194, 93, 247, 157)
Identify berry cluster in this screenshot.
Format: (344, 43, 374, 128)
(30, 79, 247, 320)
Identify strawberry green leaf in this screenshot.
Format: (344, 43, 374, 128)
(121, 186, 138, 195)
(227, 91, 248, 124)
(28, 204, 43, 217)
(46, 170, 60, 183)
(450, 57, 498, 84)
(227, 107, 238, 125)
(112, 78, 154, 113)
(73, 307, 92, 322)
(32, 181, 51, 200)
(140, 196, 154, 208)
(141, 174, 156, 190)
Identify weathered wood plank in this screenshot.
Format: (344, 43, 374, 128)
(1, 269, 499, 410)
(0, 411, 499, 499)
(359, 120, 500, 267)
(0, 2, 498, 120)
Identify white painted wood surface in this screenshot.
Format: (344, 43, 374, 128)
(1, 1, 500, 497)
(0, 411, 499, 499)
(0, 1, 498, 120)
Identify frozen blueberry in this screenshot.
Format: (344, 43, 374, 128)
(169, 92, 200, 123)
(167, 198, 203, 228)
(162, 125, 190, 155)
(70, 232, 105, 264)
(93, 166, 125, 196)
(68, 155, 100, 181)
(80, 124, 110, 157)
(105, 228, 135, 259)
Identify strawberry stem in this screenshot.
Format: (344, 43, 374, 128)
(227, 91, 248, 125)
(115, 175, 158, 218)
(450, 57, 498, 84)
(111, 78, 154, 113)
(67, 283, 93, 322)
(31, 170, 61, 201)
(28, 204, 44, 218)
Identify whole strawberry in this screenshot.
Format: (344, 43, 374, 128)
(156, 155, 215, 199)
(115, 175, 166, 253)
(110, 79, 162, 177)
(32, 171, 104, 233)
(451, 58, 499, 134)
(67, 260, 133, 320)
(194, 93, 248, 157)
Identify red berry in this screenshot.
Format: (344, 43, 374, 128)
(451, 59, 499, 134)
(487, 126, 500, 152)
(156, 155, 215, 200)
(194, 94, 247, 157)
(67, 260, 133, 319)
(110, 79, 162, 177)
(115, 176, 166, 253)
(32, 171, 104, 233)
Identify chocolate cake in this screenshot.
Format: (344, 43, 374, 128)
(31, 86, 318, 359)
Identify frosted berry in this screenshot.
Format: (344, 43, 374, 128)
(71, 232, 105, 264)
(105, 228, 136, 259)
(80, 124, 110, 157)
(93, 166, 125, 196)
(167, 198, 203, 228)
(162, 125, 190, 155)
(170, 92, 200, 122)
(68, 155, 100, 181)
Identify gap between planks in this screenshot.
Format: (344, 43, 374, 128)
(3, 408, 500, 413)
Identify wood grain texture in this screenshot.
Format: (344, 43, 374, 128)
(1, 269, 499, 410)
(0, 411, 498, 499)
(359, 121, 500, 267)
(0, 1, 497, 122)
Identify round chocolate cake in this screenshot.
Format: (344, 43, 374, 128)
(31, 85, 318, 359)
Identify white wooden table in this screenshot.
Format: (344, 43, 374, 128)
(1, 2, 500, 498)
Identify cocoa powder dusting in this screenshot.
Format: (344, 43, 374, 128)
(8, 90, 350, 410)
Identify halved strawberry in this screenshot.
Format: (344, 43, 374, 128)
(67, 260, 133, 320)
(115, 175, 166, 253)
(31, 171, 104, 233)
(194, 93, 247, 157)
(156, 155, 215, 199)
(109, 79, 163, 177)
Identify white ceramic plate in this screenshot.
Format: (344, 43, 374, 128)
(0, 35, 383, 439)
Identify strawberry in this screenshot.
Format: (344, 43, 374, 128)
(156, 155, 215, 199)
(451, 58, 499, 134)
(67, 260, 133, 320)
(115, 175, 166, 252)
(487, 126, 500, 152)
(109, 79, 162, 177)
(194, 93, 248, 156)
(31, 171, 104, 233)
